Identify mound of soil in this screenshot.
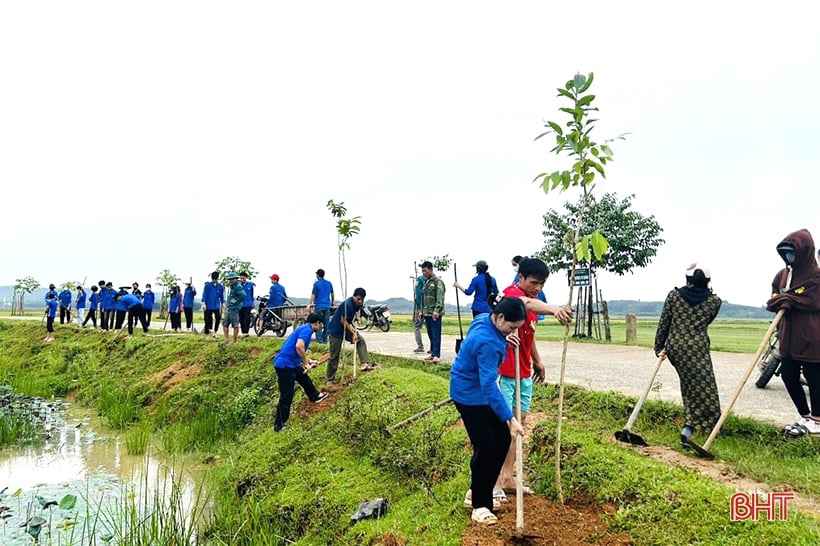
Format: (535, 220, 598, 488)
(461, 493, 632, 545)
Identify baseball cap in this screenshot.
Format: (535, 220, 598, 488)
(685, 263, 710, 279)
(270, 273, 280, 280)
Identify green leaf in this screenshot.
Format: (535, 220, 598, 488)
(589, 230, 610, 260)
(576, 238, 591, 263)
(557, 88, 574, 100)
(577, 94, 595, 107)
(59, 494, 77, 510)
(547, 121, 563, 136)
(101, 532, 114, 543)
(578, 72, 594, 93)
(573, 73, 587, 91)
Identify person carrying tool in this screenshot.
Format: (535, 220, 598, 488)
(420, 260, 445, 363)
(768, 229, 820, 438)
(493, 257, 572, 495)
(325, 287, 376, 383)
(58, 285, 73, 324)
(450, 296, 526, 526)
(453, 260, 498, 318)
(654, 263, 722, 447)
(273, 312, 330, 432)
(183, 279, 197, 331)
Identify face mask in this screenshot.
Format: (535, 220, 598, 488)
(777, 243, 797, 266)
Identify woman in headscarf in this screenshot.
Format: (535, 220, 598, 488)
(654, 263, 722, 446)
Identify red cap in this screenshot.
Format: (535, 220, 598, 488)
(270, 274, 280, 280)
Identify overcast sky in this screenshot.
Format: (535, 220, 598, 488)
(2, 2, 818, 309)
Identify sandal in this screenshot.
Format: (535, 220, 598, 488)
(359, 364, 378, 372)
(471, 507, 498, 525)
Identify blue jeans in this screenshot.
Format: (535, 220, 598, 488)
(425, 315, 442, 358)
(315, 307, 331, 343)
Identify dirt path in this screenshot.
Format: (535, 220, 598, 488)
(363, 330, 798, 427)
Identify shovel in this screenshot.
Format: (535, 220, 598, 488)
(688, 309, 785, 459)
(614, 354, 665, 446)
(454, 263, 464, 353)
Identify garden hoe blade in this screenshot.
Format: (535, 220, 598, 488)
(614, 354, 665, 447)
(681, 437, 714, 459)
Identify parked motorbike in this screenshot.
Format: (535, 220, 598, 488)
(252, 295, 301, 337)
(354, 304, 392, 332)
(755, 330, 807, 389)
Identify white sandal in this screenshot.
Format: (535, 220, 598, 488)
(463, 490, 503, 509)
(471, 507, 498, 525)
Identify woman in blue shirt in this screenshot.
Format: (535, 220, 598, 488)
(168, 285, 183, 332)
(453, 260, 499, 317)
(450, 296, 526, 526)
(273, 313, 330, 432)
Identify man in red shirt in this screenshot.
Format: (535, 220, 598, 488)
(494, 257, 571, 495)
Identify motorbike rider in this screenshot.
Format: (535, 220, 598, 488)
(768, 229, 820, 437)
(269, 274, 288, 307)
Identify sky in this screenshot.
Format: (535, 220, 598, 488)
(2, 2, 819, 308)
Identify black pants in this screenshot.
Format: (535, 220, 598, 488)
(82, 309, 97, 328)
(46, 316, 55, 333)
(60, 305, 71, 324)
(184, 307, 194, 329)
(782, 358, 820, 418)
(128, 304, 148, 334)
(239, 307, 252, 334)
(114, 310, 127, 330)
(204, 309, 221, 334)
(143, 309, 152, 327)
(454, 402, 511, 511)
(170, 311, 181, 330)
(274, 366, 320, 431)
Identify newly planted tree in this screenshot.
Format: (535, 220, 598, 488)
(12, 277, 39, 316)
(534, 72, 625, 503)
(213, 257, 256, 281)
(327, 200, 362, 299)
(155, 270, 181, 320)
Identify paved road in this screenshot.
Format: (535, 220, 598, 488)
(363, 330, 799, 427)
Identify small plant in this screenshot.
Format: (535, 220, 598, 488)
(327, 199, 362, 299)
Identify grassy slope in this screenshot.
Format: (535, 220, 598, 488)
(1, 320, 817, 545)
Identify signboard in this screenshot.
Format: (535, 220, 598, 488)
(567, 267, 591, 287)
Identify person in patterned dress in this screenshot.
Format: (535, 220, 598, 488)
(654, 263, 722, 445)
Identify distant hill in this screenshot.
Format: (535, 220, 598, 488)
(0, 287, 774, 319)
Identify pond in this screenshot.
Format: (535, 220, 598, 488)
(0, 399, 209, 545)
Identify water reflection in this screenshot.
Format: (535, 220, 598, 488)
(0, 402, 209, 545)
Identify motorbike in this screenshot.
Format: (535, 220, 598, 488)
(354, 303, 392, 332)
(252, 295, 302, 337)
(755, 330, 807, 389)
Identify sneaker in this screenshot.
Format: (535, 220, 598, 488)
(803, 418, 820, 434)
(413, 347, 426, 353)
(315, 392, 329, 403)
(431, 357, 441, 364)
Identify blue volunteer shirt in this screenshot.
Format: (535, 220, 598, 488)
(142, 290, 155, 310)
(202, 282, 224, 309)
(449, 314, 513, 422)
(327, 297, 359, 338)
(46, 299, 58, 318)
(464, 273, 498, 314)
(312, 279, 333, 309)
(273, 323, 315, 369)
(76, 291, 87, 309)
(183, 286, 196, 307)
(121, 294, 141, 310)
(269, 283, 288, 308)
(89, 292, 99, 311)
(242, 281, 255, 308)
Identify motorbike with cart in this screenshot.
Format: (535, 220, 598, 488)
(252, 295, 307, 337)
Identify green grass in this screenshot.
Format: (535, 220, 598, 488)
(1, 319, 818, 545)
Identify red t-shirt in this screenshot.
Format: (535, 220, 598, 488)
(497, 284, 538, 379)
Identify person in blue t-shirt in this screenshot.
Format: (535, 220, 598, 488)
(168, 285, 183, 332)
(454, 260, 499, 317)
(268, 274, 288, 307)
(113, 290, 148, 335)
(239, 272, 255, 337)
(202, 271, 225, 335)
(272, 313, 331, 432)
(74, 286, 87, 326)
(183, 280, 197, 331)
(44, 293, 58, 342)
(82, 285, 99, 328)
(450, 296, 526, 526)
(142, 284, 155, 328)
(58, 286, 73, 324)
(308, 268, 335, 343)
(325, 287, 376, 383)
(44, 283, 58, 303)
